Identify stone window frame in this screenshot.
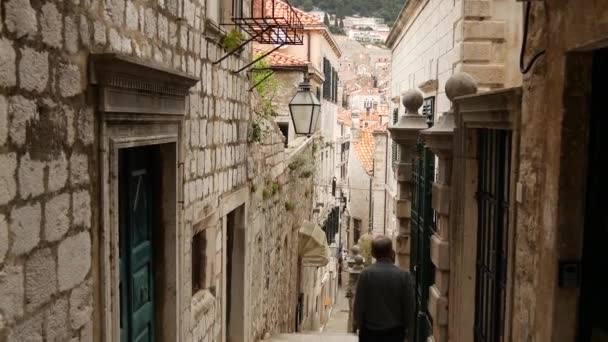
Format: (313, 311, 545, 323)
(91, 53, 198, 342)
(450, 87, 522, 342)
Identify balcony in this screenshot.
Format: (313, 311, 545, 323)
(231, 0, 304, 45)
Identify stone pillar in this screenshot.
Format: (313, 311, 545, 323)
(420, 73, 477, 342)
(388, 90, 428, 270)
(346, 253, 364, 333)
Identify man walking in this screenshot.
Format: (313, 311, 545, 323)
(353, 236, 415, 342)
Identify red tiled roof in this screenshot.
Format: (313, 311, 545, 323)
(354, 129, 375, 175)
(266, 0, 322, 26)
(253, 46, 308, 67)
(337, 110, 352, 127)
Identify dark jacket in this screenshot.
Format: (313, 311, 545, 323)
(353, 259, 415, 337)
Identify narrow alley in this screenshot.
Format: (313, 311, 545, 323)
(1, 0, 607, 340)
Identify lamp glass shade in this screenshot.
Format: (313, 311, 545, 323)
(289, 81, 322, 135)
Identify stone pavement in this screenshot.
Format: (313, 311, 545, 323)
(323, 287, 350, 333)
(266, 286, 357, 342)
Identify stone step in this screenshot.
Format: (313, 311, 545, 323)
(265, 332, 358, 342)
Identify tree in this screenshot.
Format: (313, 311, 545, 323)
(339, 18, 344, 29)
(302, 0, 313, 11)
(334, 16, 339, 27)
(324, 13, 331, 26)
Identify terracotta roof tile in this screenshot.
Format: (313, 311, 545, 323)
(354, 129, 375, 175)
(253, 46, 308, 67)
(266, 0, 322, 26)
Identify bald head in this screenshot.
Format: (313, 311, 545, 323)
(371, 236, 393, 260)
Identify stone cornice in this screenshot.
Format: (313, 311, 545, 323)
(418, 79, 438, 94)
(386, 0, 427, 49)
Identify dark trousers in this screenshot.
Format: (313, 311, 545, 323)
(359, 326, 405, 342)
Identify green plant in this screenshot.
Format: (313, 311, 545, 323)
(288, 157, 306, 171)
(300, 170, 313, 178)
(358, 233, 374, 265)
(250, 183, 257, 193)
(249, 54, 280, 143)
(221, 29, 245, 51)
(285, 202, 295, 211)
(262, 189, 271, 200)
(248, 123, 262, 143)
(272, 181, 280, 195)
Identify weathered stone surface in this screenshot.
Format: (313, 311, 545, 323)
(41, 2, 62, 48)
(0, 153, 17, 205)
(0, 95, 7, 146)
(48, 152, 69, 192)
(69, 281, 92, 329)
(126, 0, 139, 30)
(25, 247, 57, 312)
(8, 95, 37, 147)
(145, 8, 157, 39)
(0, 38, 17, 88)
(19, 152, 45, 198)
(80, 320, 93, 342)
(80, 15, 91, 47)
(7, 311, 43, 342)
(72, 190, 91, 229)
(57, 232, 91, 291)
(45, 193, 70, 242)
(4, 0, 37, 39)
(93, 22, 107, 46)
(65, 16, 79, 54)
(70, 153, 89, 186)
(0, 214, 7, 264)
(44, 296, 69, 342)
(0, 265, 24, 323)
(10, 202, 41, 255)
(77, 107, 94, 145)
(109, 27, 121, 51)
(58, 63, 83, 98)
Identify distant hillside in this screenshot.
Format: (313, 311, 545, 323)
(291, 0, 403, 26)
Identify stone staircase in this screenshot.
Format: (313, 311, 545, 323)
(264, 332, 358, 342)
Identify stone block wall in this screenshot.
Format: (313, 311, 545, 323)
(0, 0, 314, 339)
(246, 132, 314, 340)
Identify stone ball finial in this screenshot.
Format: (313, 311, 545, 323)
(354, 255, 364, 266)
(445, 72, 478, 101)
(351, 245, 360, 255)
(401, 89, 424, 114)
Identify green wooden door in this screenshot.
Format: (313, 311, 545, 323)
(120, 147, 155, 342)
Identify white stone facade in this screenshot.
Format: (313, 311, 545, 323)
(0, 0, 319, 340)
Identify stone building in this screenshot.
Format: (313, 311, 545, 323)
(0, 0, 331, 340)
(250, 7, 345, 330)
(385, 0, 524, 341)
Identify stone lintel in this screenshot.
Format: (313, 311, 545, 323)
(430, 234, 450, 270)
(432, 182, 451, 215)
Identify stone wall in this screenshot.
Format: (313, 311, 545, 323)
(347, 148, 371, 239)
(371, 131, 388, 236)
(511, 1, 608, 341)
(0, 0, 314, 339)
(246, 128, 315, 340)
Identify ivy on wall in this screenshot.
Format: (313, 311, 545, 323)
(249, 55, 280, 143)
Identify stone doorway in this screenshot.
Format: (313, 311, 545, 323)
(578, 48, 608, 342)
(226, 205, 246, 342)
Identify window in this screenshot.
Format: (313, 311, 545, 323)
(277, 122, 289, 147)
(353, 218, 361, 244)
(392, 108, 399, 163)
(192, 231, 207, 293)
(323, 58, 332, 100)
(207, 0, 240, 26)
(422, 96, 435, 126)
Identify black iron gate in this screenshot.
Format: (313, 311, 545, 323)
(474, 129, 511, 342)
(409, 96, 436, 342)
(411, 138, 435, 342)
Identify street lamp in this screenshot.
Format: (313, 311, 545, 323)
(289, 78, 321, 136)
